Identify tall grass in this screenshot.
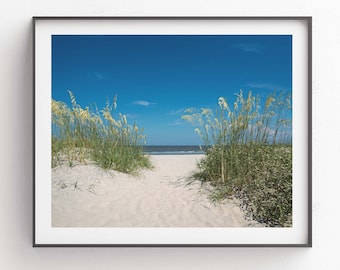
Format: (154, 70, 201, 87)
(182, 90, 292, 227)
(52, 91, 152, 174)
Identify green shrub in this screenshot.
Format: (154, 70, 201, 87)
(51, 91, 152, 174)
(183, 90, 292, 227)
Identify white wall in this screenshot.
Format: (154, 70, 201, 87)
(1, 0, 339, 269)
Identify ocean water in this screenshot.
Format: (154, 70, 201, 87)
(143, 145, 205, 155)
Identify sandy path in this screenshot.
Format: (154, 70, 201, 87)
(52, 155, 261, 227)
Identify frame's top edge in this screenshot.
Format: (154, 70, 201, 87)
(32, 16, 312, 20)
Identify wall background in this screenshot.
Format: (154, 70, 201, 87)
(0, 0, 338, 269)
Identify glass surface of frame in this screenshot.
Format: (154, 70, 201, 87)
(33, 17, 312, 247)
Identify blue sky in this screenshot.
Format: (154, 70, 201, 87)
(52, 35, 292, 145)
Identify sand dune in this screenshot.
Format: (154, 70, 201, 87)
(52, 155, 262, 227)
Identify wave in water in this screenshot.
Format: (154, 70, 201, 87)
(143, 145, 205, 155)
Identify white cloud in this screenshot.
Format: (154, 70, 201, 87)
(132, 100, 156, 107)
(168, 119, 186, 126)
(125, 113, 138, 119)
(94, 72, 104, 80)
(236, 43, 261, 53)
(87, 71, 104, 81)
(248, 82, 288, 91)
(168, 108, 185, 116)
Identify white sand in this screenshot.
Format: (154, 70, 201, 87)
(52, 155, 262, 227)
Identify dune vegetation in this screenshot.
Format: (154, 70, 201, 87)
(182, 90, 292, 227)
(51, 91, 152, 174)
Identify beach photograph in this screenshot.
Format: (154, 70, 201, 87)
(51, 34, 292, 228)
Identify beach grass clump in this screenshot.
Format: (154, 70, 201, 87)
(182, 90, 292, 227)
(51, 91, 152, 174)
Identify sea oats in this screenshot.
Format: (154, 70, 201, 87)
(218, 97, 227, 110)
(182, 90, 292, 226)
(201, 108, 212, 116)
(265, 96, 275, 109)
(52, 92, 151, 173)
(133, 123, 138, 133)
(113, 95, 118, 110)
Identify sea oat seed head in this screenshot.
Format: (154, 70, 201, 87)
(265, 97, 275, 108)
(113, 95, 118, 110)
(218, 97, 227, 110)
(234, 101, 238, 111)
(201, 108, 211, 116)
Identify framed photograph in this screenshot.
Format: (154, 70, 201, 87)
(33, 17, 312, 247)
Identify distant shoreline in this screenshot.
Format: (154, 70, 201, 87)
(143, 145, 206, 155)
